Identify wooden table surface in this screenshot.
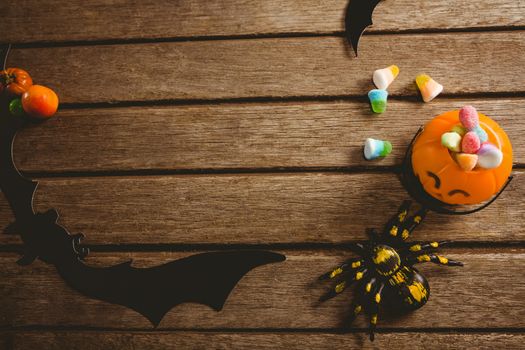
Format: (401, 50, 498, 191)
(1, 1, 524, 349)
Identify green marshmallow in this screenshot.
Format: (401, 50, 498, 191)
(450, 124, 467, 136)
(379, 141, 392, 156)
(368, 89, 388, 114)
(370, 100, 387, 113)
(441, 132, 462, 152)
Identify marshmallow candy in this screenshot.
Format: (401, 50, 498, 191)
(461, 131, 481, 154)
(364, 138, 392, 160)
(416, 74, 443, 102)
(473, 125, 489, 143)
(373, 65, 399, 90)
(368, 89, 388, 113)
(459, 105, 479, 130)
(450, 124, 467, 136)
(441, 132, 462, 152)
(477, 143, 503, 169)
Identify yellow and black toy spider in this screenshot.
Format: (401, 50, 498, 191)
(319, 200, 463, 341)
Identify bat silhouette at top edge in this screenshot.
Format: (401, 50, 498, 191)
(0, 107, 285, 326)
(345, 0, 382, 56)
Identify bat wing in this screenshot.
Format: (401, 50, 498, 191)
(0, 115, 38, 222)
(0, 45, 286, 327)
(57, 250, 286, 326)
(345, 0, 382, 56)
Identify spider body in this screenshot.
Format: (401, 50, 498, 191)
(372, 245, 400, 276)
(319, 201, 462, 340)
(384, 265, 430, 311)
(372, 245, 430, 310)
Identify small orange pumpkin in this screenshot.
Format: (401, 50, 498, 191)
(411, 110, 512, 205)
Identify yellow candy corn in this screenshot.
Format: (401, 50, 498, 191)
(416, 74, 443, 103)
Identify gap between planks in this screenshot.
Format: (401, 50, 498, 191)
(1, 243, 525, 254)
(0, 172, 523, 245)
(1, 331, 524, 350)
(7, 26, 525, 49)
(1, 0, 524, 44)
(13, 98, 525, 173)
(0, 249, 524, 329)
(6, 32, 525, 104)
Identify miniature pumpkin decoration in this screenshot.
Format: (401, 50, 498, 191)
(411, 110, 512, 205)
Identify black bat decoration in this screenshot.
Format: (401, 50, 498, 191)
(0, 113, 285, 326)
(345, 0, 382, 56)
(0, 45, 285, 326)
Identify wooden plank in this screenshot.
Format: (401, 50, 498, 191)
(0, 172, 522, 245)
(1, 0, 524, 43)
(7, 32, 524, 104)
(0, 249, 523, 328)
(14, 98, 524, 172)
(2, 331, 524, 350)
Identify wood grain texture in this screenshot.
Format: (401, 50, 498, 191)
(1, 0, 524, 43)
(0, 249, 523, 328)
(13, 98, 524, 172)
(1, 331, 524, 350)
(7, 32, 525, 104)
(0, 172, 522, 245)
(1, 0, 523, 346)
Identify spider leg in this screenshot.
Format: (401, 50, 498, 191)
(364, 277, 377, 295)
(318, 258, 365, 281)
(398, 207, 429, 241)
(409, 253, 463, 266)
(346, 300, 363, 325)
(319, 268, 368, 302)
(407, 240, 450, 254)
(368, 282, 385, 341)
(351, 242, 369, 257)
(343, 279, 370, 329)
(383, 200, 412, 239)
(366, 228, 381, 243)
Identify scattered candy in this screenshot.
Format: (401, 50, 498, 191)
(373, 65, 399, 90)
(440, 106, 503, 171)
(477, 143, 503, 169)
(458, 105, 479, 130)
(455, 153, 478, 171)
(368, 89, 388, 113)
(450, 124, 467, 136)
(458, 105, 488, 141)
(473, 125, 488, 143)
(415, 74, 443, 103)
(364, 138, 392, 160)
(461, 131, 481, 154)
(441, 132, 462, 152)
(8, 98, 24, 116)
